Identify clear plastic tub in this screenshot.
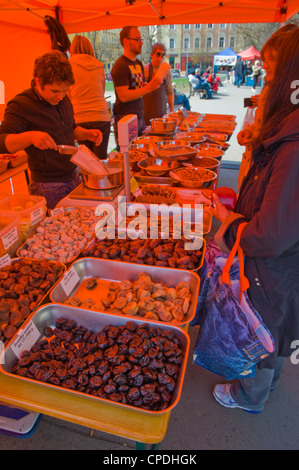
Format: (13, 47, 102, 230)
(0, 195, 47, 241)
(0, 213, 21, 258)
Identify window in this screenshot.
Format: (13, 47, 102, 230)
(206, 36, 212, 49)
(220, 24, 226, 29)
(219, 36, 225, 48)
(169, 24, 175, 30)
(207, 24, 213, 29)
(230, 36, 235, 48)
(169, 37, 175, 49)
(184, 35, 190, 50)
(195, 24, 201, 30)
(184, 24, 190, 30)
(194, 36, 201, 48)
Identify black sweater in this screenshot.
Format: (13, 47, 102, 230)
(0, 82, 77, 182)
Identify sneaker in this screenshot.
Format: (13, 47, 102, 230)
(213, 384, 261, 414)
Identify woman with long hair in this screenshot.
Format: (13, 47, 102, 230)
(209, 27, 299, 413)
(69, 35, 111, 159)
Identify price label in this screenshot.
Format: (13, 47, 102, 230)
(50, 207, 64, 217)
(11, 320, 41, 359)
(60, 266, 80, 296)
(2, 226, 19, 250)
(130, 176, 142, 197)
(30, 206, 44, 225)
(0, 253, 11, 269)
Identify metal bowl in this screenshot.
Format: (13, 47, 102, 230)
(150, 118, 177, 134)
(155, 144, 198, 162)
(170, 167, 217, 189)
(130, 142, 150, 153)
(137, 157, 180, 176)
(81, 160, 124, 189)
(194, 144, 224, 160)
(184, 156, 220, 171)
(175, 133, 206, 146)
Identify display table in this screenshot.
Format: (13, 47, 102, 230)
(0, 163, 30, 186)
(0, 371, 169, 448)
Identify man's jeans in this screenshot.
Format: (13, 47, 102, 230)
(194, 82, 212, 98)
(29, 173, 82, 210)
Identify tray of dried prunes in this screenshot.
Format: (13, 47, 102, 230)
(0, 303, 190, 415)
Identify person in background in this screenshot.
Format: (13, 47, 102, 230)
(143, 43, 174, 126)
(237, 23, 298, 189)
(210, 27, 299, 414)
(69, 35, 111, 159)
(172, 83, 191, 111)
(111, 25, 161, 142)
(0, 51, 102, 209)
(206, 73, 221, 93)
(252, 59, 262, 91)
(188, 68, 213, 99)
(233, 57, 244, 87)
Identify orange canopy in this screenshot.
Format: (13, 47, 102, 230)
(1, 0, 299, 119)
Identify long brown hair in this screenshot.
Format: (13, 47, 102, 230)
(255, 27, 299, 145)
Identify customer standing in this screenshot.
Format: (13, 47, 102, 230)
(252, 60, 262, 91)
(233, 57, 244, 87)
(210, 27, 299, 413)
(69, 35, 110, 159)
(237, 24, 298, 189)
(143, 43, 174, 126)
(0, 51, 102, 209)
(111, 26, 161, 141)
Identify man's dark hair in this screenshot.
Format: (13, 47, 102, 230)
(119, 25, 137, 46)
(33, 51, 74, 87)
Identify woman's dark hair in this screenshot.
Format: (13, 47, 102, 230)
(33, 51, 74, 87)
(255, 28, 299, 145)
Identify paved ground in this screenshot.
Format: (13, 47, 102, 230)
(1, 82, 299, 451)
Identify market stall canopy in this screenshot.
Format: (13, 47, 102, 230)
(1, 0, 299, 119)
(213, 47, 239, 67)
(238, 46, 261, 60)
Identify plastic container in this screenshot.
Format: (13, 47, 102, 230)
(0, 195, 47, 240)
(0, 213, 21, 258)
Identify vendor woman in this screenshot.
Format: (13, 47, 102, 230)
(0, 51, 103, 209)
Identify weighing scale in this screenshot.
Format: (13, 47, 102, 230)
(57, 115, 138, 209)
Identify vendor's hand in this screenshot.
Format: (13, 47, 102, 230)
(237, 129, 252, 146)
(207, 193, 232, 223)
(31, 131, 57, 150)
(86, 129, 103, 146)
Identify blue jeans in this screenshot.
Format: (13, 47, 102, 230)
(235, 74, 243, 87)
(194, 82, 212, 98)
(28, 173, 82, 209)
(174, 94, 191, 111)
(231, 357, 285, 412)
(77, 121, 111, 159)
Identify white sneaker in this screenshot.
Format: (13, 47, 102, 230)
(213, 384, 261, 413)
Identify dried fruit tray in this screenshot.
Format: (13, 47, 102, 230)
(49, 257, 200, 326)
(0, 303, 190, 415)
(0, 258, 66, 345)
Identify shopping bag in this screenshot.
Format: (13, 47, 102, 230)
(241, 106, 255, 130)
(192, 223, 275, 380)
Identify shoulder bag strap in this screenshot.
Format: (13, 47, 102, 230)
(221, 222, 250, 301)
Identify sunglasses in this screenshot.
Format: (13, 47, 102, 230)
(155, 52, 166, 57)
(127, 37, 143, 43)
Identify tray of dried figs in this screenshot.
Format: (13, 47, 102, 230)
(50, 257, 200, 325)
(0, 258, 66, 345)
(16, 206, 107, 265)
(0, 303, 190, 414)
